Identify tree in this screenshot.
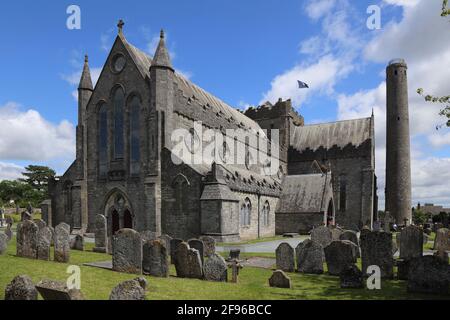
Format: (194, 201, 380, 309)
(412, 209, 427, 225)
(417, 1, 450, 127)
(19, 165, 56, 194)
(0, 180, 44, 208)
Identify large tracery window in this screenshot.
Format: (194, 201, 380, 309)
(129, 96, 141, 175)
(98, 103, 108, 177)
(113, 87, 125, 160)
(240, 198, 252, 227)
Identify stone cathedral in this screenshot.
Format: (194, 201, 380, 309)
(42, 22, 377, 242)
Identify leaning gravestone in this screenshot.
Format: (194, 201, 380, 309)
(109, 279, 145, 300)
(407, 256, 450, 295)
(434, 228, 449, 252)
(37, 227, 52, 261)
(340, 265, 364, 289)
(311, 226, 332, 248)
(399, 225, 423, 260)
(296, 240, 324, 274)
(70, 235, 84, 251)
(174, 242, 203, 279)
(276, 243, 295, 273)
(269, 270, 291, 289)
(203, 253, 228, 282)
(54, 223, 70, 263)
(360, 231, 394, 279)
(36, 279, 84, 300)
(0, 233, 7, 255)
(94, 214, 107, 253)
(199, 236, 216, 257)
(324, 241, 357, 276)
(16, 220, 39, 259)
(340, 230, 359, 246)
(142, 239, 169, 277)
(170, 238, 183, 264)
(112, 229, 143, 274)
(188, 239, 205, 264)
(4, 275, 38, 300)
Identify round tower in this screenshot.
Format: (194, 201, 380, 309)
(385, 59, 412, 225)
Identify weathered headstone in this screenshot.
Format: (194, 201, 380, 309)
(311, 226, 332, 248)
(434, 228, 449, 252)
(296, 240, 324, 274)
(0, 233, 7, 255)
(384, 212, 393, 232)
(16, 220, 38, 259)
(269, 270, 291, 289)
(228, 249, 241, 261)
(158, 234, 172, 257)
(188, 239, 205, 264)
(142, 239, 169, 277)
(396, 259, 410, 280)
(34, 219, 47, 230)
(340, 230, 359, 246)
(340, 265, 363, 289)
(434, 250, 449, 264)
(36, 279, 84, 300)
(140, 230, 157, 242)
(407, 256, 450, 295)
(134, 277, 148, 291)
(229, 259, 243, 283)
(360, 231, 394, 279)
(70, 235, 84, 251)
(112, 229, 143, 274)
(324, 241, 357, 276)
(360, 226, 371, 237)
(170, 238, 183, 264)
(5, 226, 13, 242)
(37, 227, 52, 261)
(399, 225, 423, 260)
(109, 279, 145, 300)
(4, 275, 38, 300)
(341, 239, 360, 259)
(203, 253, 228, 282)
(275, 243, 295, 273)
(94, 214, 107, 253)
(330, 227, 343, 241)
(54, 223, 70, 263)
(174, 242, 203, 279)
(199, 236, 216, 257)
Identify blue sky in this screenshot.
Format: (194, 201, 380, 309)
(1, 0, 449, 208)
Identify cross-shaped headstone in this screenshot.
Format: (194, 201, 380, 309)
(118, 20, 125, 34)
(229, 259, 243, 283)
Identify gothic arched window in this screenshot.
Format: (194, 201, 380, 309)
(113, 87, 125, 159)
(98, 103, 108, 177)
(339, 175, 347, 212)
(240, 198, 252, 227)
(262, 201, 270, 227)
(129, 96, 140, 175)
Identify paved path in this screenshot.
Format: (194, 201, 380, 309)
(217, 236, 309, 253)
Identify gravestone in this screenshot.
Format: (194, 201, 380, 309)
(188, 239, 205, 264)
(360, 231, 394, 279)
(340, 230, 359, 246)
(341, 239, 360, 259)
(360, 226, 371, 238)
(37, 227, 52, 261)
(140, 230, 157, 242)
(330, 227, 343, 241)
(109, 279, 145, 300)
(434, 250, 449, 264)
(54, 223, 70, 263)
(34, 219, 46, 230)
(112, 229, 143, 274)
(5, 226, 13, 242)
(134, 277, 148, 291)
(70, 235, 84, 251)
(340, 265, 363, 289)
(228, 249, 241, 261)
(174, 242, 203, 279)
(434, 228, 449, 252)
(399, 225, 423, 260)
(142, 239, 169, 277)
(94, 214, 107, 253)
(159, 234, 172, 257)
(396, 259, 410, 280)
(311, 226, 332, 248)
(276, 243, 295, 273)
(16, 220, 38, 259)
(200, 236, 216, 257)
(384, 212, 393, 232)
(170, 238, 183, 264)
(36, 279, 84, 300)
(295, 240, 324, 274)
(4, 275, 38, 300)
(407, 256, 450, 295)
(269, 270, 291, 289)
(203, 253, 228, 282)
(324, 241, 356, 276)
(0, 233, 7, 255)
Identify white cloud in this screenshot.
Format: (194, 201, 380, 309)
(0, 162, 24, 181)
(305, 0, 337, 20)
(0, 102, 75, 162)
(383, 0, 420, 7)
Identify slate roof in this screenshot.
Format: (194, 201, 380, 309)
(200, 183, 239, 201)
(290, 118, 373, 153)
(276, 174, 331, 213)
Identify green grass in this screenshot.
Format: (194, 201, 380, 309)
(0, 237, 448, 300)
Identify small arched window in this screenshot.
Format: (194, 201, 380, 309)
(339, 175, 347, 212)
(129, 96, 140, 175)
(240, 198, 252, 227)
(113, 87, 125, 159)
(98, 103, 108, 177)
(262, 201, 270, 227)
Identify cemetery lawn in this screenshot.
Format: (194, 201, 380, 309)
(1, 238, 448, 300)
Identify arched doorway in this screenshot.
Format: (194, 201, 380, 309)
(326, 200, 335, 226)
(112, 210, 120, 235)
(104, 190, 134, 237)
(123, 209, 133, 229)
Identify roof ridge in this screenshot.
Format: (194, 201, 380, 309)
(297, 117, 372, 128)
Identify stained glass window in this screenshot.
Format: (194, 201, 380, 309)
(98, 103, 108, 177)
(113, 88, 125, 159)
(130, 96, 140, 175)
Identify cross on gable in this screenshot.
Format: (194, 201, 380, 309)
(118, 19, 125, 33)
